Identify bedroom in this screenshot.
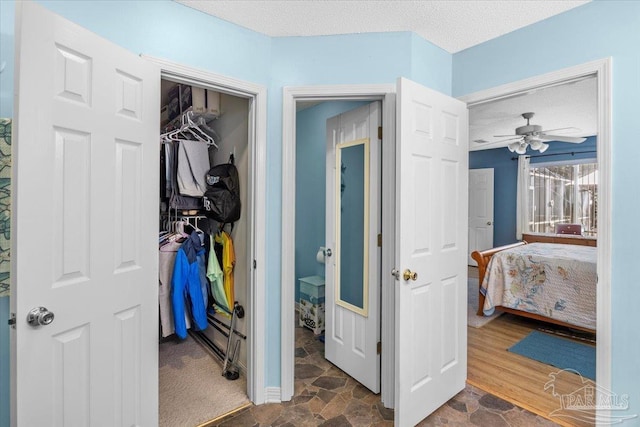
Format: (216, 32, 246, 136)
(467, 75, 599, 424)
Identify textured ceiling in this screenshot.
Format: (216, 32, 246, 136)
(469, 76, 597, 151)
(175, 0, 589, 53)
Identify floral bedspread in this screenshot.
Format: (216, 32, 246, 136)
(481, 243, 596, 330)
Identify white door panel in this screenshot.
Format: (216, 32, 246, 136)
(468, 168, 494, 264)
(325, 102, 381, 393)
(12, 2, 159, 425)
(395, 78, 468, 426)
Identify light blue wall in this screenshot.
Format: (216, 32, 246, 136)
(410, 33, 452, 93)
(454, 1, 640, 418)
(470, 137, 597, 247)
(294, 101, 368, 302)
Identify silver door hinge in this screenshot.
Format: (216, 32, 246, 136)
(377, 341, 381, 354)
(253, 260, 257, 269)
(8, 313, 16, 329)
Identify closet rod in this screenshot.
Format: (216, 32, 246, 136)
(189, 331, 225, 361)
(208, 312, 247, 340)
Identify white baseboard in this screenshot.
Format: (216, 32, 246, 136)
(264, 387, 282, 403)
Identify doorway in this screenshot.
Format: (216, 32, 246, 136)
(281, 85, 396, 407)
(461, 59, 611, 422)
(294, 100, 382, 394)
(146, 56, 269, 408)
(157, 77, 252, 425)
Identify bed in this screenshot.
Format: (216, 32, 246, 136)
(471, 236, 597, 333)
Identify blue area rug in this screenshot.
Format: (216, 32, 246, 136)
(508, 330, 596, 380)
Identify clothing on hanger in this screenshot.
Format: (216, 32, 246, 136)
(171, 231, 209, 339)
(207, 235, 229, 315)
(159, 240, 186, 338)
(177, 139, 210, 197)
(214, 230, 236, 315)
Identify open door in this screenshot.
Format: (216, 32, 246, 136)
(394, 78, 468, 426)
(11, 2, 160, 425)
(325, 102, 381, 393)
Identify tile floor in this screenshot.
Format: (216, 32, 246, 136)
(214, 324, 559, 426)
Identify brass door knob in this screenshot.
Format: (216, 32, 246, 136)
(403, 269, 418, 281)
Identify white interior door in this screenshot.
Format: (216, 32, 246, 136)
(394, 78, 468, 426)
(11, 2, 160, 425)
(325, 102, 381, 393)
(468, 168, 494, 264)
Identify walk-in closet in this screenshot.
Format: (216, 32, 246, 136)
(157, 78, 251, 426)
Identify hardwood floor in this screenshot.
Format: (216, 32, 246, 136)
(467, 266, 596, 427)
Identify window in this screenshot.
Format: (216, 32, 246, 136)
(528, 160, 598, 236)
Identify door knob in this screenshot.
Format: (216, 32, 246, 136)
(487, 221, 492, 226)
(27, 307, 55, 327)
(403, 269, 418, 281)
(324, 248, 332, 257)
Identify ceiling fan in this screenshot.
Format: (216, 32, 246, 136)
(486, 112, 586, 154)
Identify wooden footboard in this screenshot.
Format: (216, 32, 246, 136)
(471, 242, 527, 316)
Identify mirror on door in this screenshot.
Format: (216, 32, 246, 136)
(335, 138, 370, 317)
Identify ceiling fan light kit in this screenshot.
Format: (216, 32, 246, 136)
(485, 112, 586, 154)
(507, 141, 528, 154)
(528, 138, 549, 153)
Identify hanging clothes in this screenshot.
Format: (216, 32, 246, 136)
(165, 141, 202, 211)
(207, 235, 229, 314)
(171, 231, 209, 339)
(214, 231, 236, 313)
(159, 239, 188, 338)
(177, 139, 210, 197)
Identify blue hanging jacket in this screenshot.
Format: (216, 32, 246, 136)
(171, 231, 208, 339)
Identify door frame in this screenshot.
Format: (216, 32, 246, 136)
(459, 58, 612, 409)
(281, 85, 396, 407)
(143, 55, 268, 405)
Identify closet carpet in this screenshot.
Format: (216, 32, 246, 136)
(159, 334, 250, 426)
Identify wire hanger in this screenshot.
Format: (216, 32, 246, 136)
(185, 111, 218, 148)
(160, 111, 219, 149)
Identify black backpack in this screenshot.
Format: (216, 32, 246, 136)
(203, 156, 241, 224)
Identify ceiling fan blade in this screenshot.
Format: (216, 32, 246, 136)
(493, 134, 518, 138)
(491, 136, 524, 144)
(472, 141, 505, 148)
(539, 134, 586, 143)
(539, 126, 579, 134)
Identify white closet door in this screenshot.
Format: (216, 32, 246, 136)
(12, 2, 160, 425)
